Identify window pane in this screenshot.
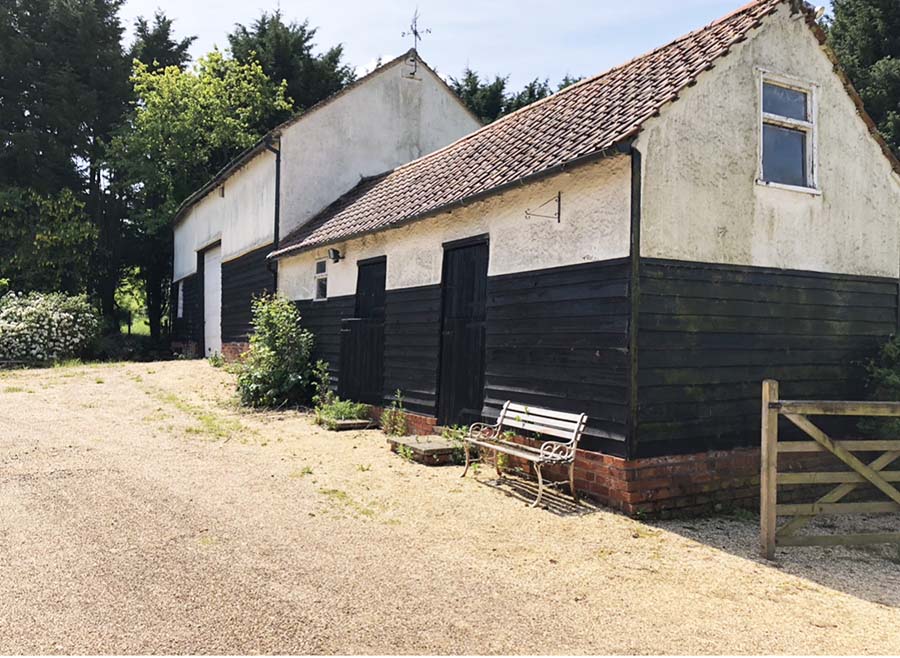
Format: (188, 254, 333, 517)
(763, 123, 807, 188)
(763, 82, 807, 121)
(316, 277, 327, 299)
(315, 260, 326, 275)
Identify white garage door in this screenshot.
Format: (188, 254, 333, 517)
(203, 246, 222, 356)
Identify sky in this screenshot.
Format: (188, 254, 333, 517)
(118, 0, 834, 89)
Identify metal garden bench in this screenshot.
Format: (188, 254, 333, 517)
(460, 401, 588, 507)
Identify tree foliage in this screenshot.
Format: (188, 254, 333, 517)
(0, 188, 97, 294)
(449, 68, 582, 123)
(228, 10, 356, 114)
(130, 11, 196, 71)
(828, 0, 900, 155)
(113, 52, 291, 231)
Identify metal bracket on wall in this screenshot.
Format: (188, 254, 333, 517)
(525, 192, 562, 223)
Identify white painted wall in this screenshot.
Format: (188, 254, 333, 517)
(636, 3, 900, 278)
(173, 151, 276, 281)
(278, 155, 631, 300)
(279, 56, 482, 238)
(173, 54, 480, 283)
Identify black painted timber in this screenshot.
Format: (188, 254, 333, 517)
(634, 259, 898, 457)
(296, 295, 355, 391)
(172, 273, 203, 347)
(221, 244, 275, 343)
(383, 284, 442, 416)
(483, 258, 631, 456)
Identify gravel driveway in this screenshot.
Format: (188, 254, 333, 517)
(1, 360, 899, 654)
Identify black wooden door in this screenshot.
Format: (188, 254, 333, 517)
(339, 259, 386, 404)
(438, 241, 488, 426)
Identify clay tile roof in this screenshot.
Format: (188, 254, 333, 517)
(270, 0, 785, 259)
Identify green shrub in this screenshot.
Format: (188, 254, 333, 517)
(315, 398, 370, 430)
(861, 335, 900, 436)
(236, 294, 317, 408)
(381, 389, 408, 436)
(0, 291, 100, 364)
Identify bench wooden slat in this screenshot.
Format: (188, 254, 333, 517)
(498, 412, 580, 433)
(499, 417, 576, 440)
(505, 402, 584, 423)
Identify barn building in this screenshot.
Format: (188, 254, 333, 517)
(264, 0, 900, 513)
(170, 52, 482, 358)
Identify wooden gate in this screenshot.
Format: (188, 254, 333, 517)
(760, 379, 900, 559)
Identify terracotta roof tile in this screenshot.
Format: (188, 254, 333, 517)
(271, 0, 785, 259)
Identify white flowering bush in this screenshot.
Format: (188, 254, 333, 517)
(0, 291, 100, 364)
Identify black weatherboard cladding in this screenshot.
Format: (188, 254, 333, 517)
(296, 296, 355, 391)
(172, 274, 202, 346)
(482, 258, 632, 456)
(383, 285, 443, 416)
(635, 259, 899, 458)
(221, 244, 275, 343)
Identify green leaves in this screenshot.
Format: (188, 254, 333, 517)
(237, 294, 318, 408)
(828, 0, 900, 156)
(112, 51, 292, 237)
(0, 187, 97, 294)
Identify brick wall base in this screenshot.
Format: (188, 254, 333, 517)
(221, 341, 249, 362)
(500, 436, 832, 517)
(369, 406, 437, 435)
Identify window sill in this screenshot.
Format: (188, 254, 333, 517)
(313, 297, 328, 303)
(755, 179, 821, 196)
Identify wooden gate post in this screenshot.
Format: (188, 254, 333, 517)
(760, 379, 779, 560)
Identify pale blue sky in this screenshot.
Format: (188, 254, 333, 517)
(118, 1, 833, 88)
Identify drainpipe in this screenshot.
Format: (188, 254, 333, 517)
(265, 135, 282, 292)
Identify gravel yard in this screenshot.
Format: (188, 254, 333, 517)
(1, 360, 899, 654)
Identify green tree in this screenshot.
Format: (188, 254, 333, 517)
(0, 0, 131, 330)
(111, 51, 291, 339)
(449, 68, 582, 123)
(449, 68, 508, 123)
(828, 0, 900, 155)
(0, 188, 98, 293)
(130, 11, 196, 71)
(228, 10, 355, 115)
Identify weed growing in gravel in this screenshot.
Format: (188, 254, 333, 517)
(396, 444, 414, 462)
(318, 488, 375, 517)
(289, 465, 314, 478)
(95, 378, 104, 384)
(356, 464, 371, 472)
(150, 389, 249, 441)
(2, 385, 32, 393)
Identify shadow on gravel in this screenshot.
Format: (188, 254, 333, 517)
(476, 475, 601, 517)
(652, 512, 900, 608)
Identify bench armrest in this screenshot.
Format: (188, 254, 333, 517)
(467, 422, 500, 441)
(539, 440, 575, 462)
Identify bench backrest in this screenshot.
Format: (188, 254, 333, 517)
(496, 401, 588, 447)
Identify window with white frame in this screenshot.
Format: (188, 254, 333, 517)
(759, 73, 817, 191)
(314, 259, 328, 300)
(176, 281, 184, 318)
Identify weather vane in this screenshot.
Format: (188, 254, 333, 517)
(402, 8, 431, 53)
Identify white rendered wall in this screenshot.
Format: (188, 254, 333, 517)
(278, 58, 482, 238)
(278, 155, 631, 300)
(173, 151, 276, 281)
(636, 3, 900, 278)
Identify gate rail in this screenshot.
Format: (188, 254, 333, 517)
(760, 379, 900, 559)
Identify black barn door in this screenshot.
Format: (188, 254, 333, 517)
(339, 258, 386, 404)
(438, 240, 488, 426)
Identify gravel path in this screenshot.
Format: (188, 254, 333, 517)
(1, 360, 899, 654)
